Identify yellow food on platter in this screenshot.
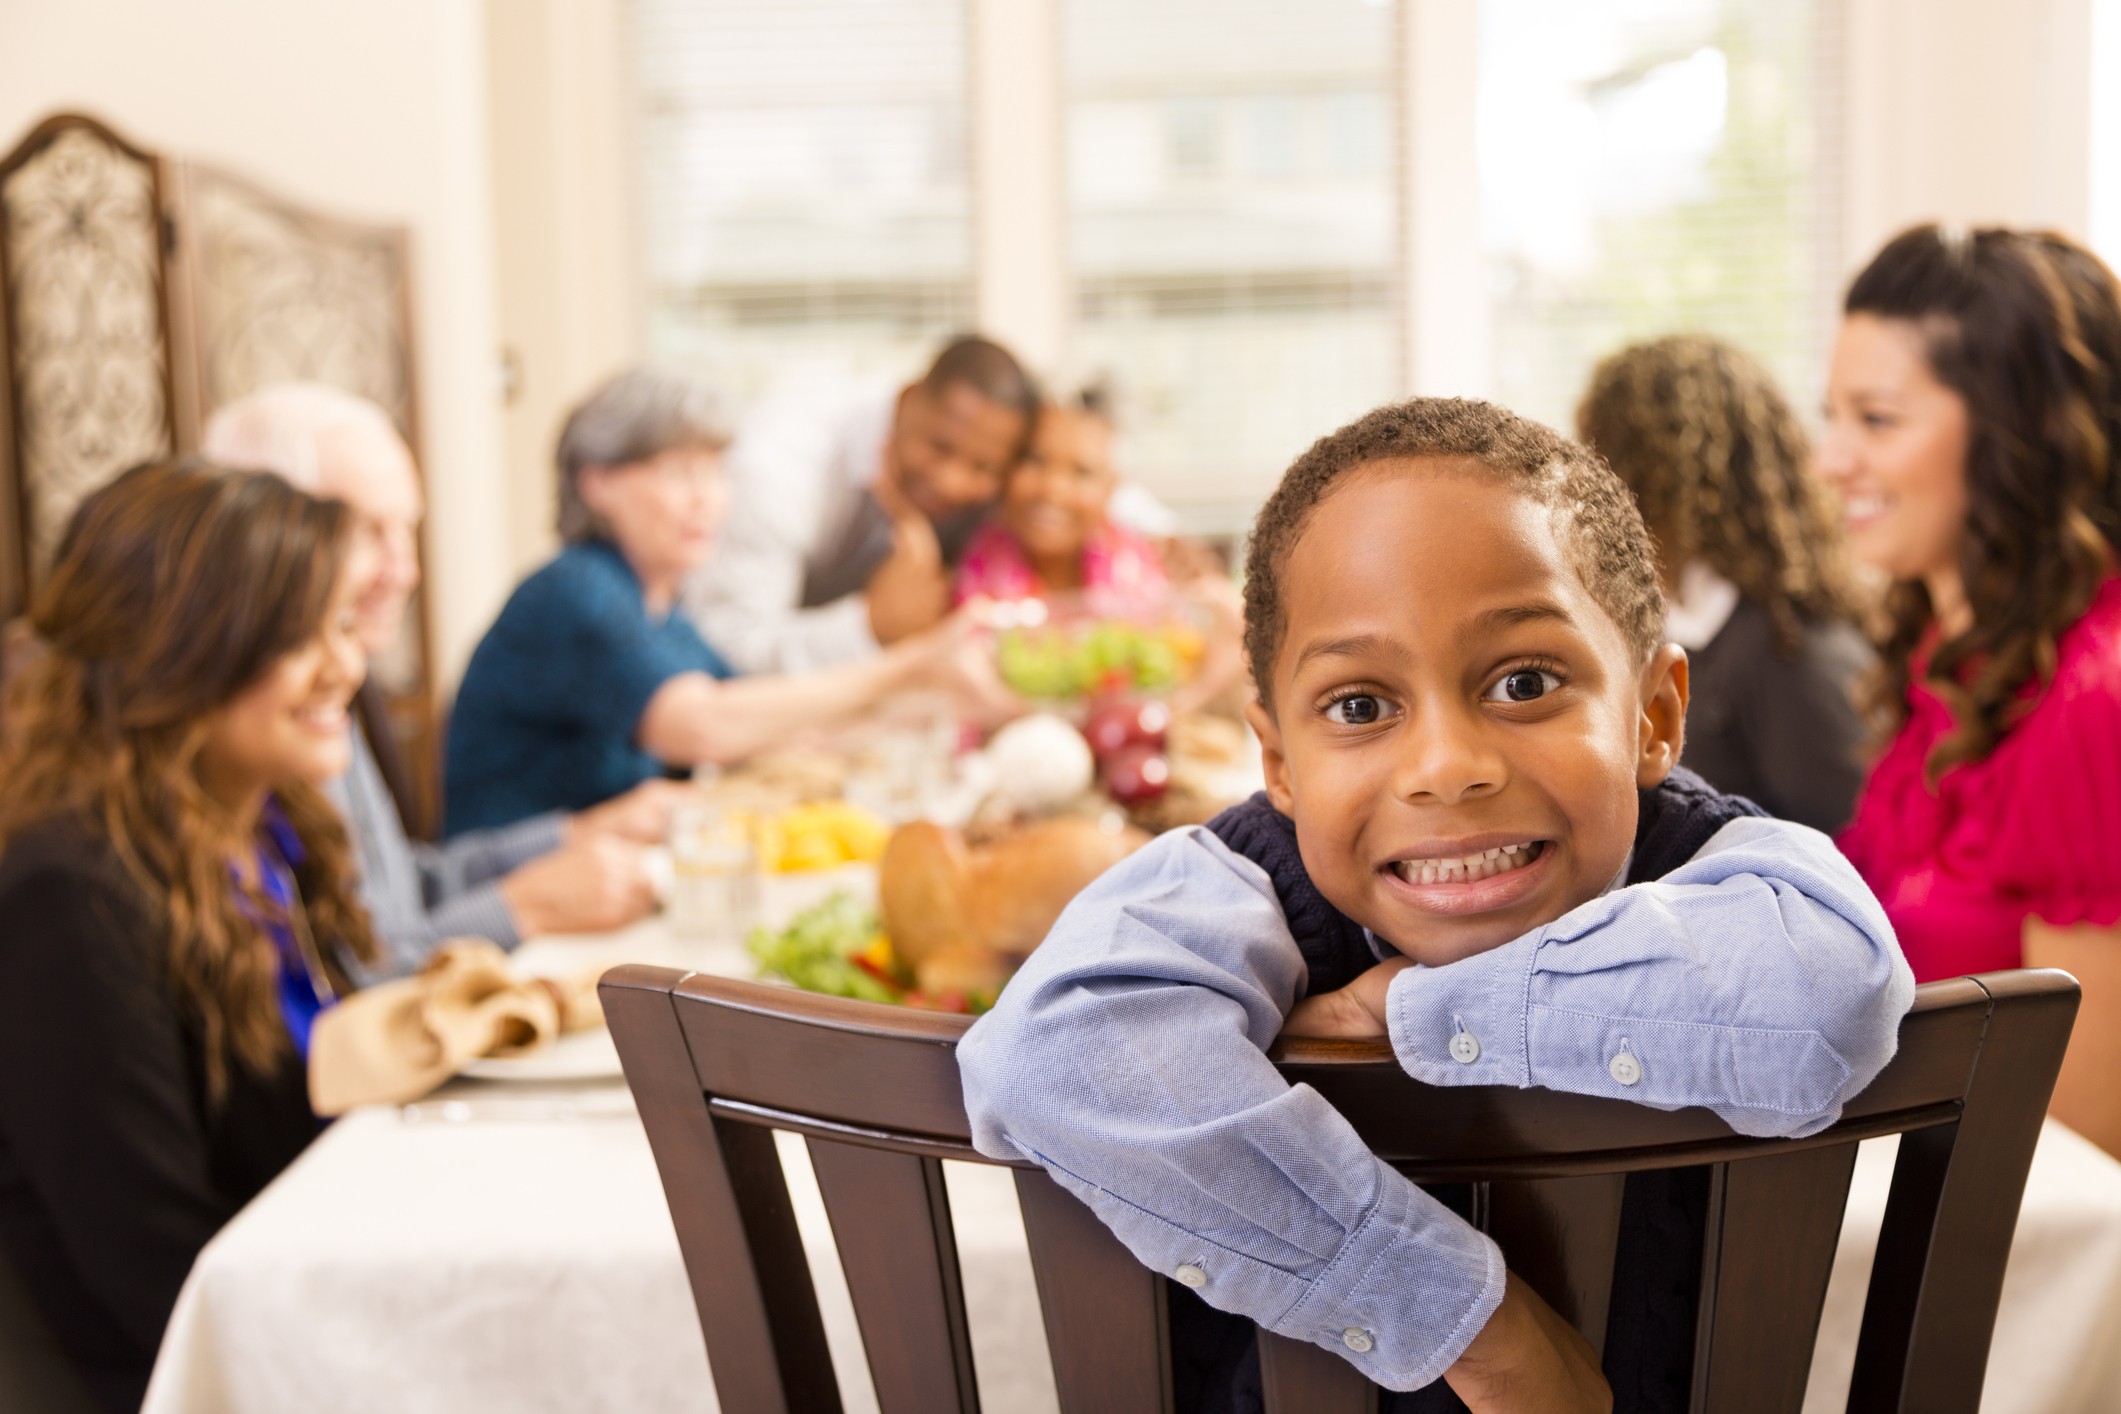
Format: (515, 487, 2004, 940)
(752, 801, 892, 872)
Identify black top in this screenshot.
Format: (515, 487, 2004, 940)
(1191, 771, 1767, 1414)
(1680, 597, 1873, 835)
(0, 820, 318, 1413)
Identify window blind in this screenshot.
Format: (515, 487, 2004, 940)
(633, 0, 974, 393)
(1064, 0, 1401, 530)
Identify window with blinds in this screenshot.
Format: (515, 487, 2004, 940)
(1480, 0, 1837, 432)
(633, 0, 974, 397)
(629, 0, 1836, 519)
(1063, 0, 1401, 531)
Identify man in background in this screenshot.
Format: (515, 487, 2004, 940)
(683, 334, 1039, 673)
(205, 384, 673, 980)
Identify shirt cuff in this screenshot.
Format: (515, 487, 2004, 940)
(1035, 1147, 1504, 1392)
(1266, 1166, 1507, 1390)
(426, 884, 524, 952)
(1387, 940, 1539, 1091)
(494, 813, 567, 874)
(1386, 930, 1855, 1132)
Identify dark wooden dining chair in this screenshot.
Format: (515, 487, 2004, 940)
(602, 966, 2077, 1414)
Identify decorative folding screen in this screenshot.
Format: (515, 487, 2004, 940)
(0, 112, 438, 828)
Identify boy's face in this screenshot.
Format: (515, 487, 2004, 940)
(1246, 460, 1687, 966)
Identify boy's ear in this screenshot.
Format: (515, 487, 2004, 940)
(1636, 644, 1689, 788)
(1243, 698, 1297, 816)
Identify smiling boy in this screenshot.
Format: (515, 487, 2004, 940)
(957, 400, 1912, 1414)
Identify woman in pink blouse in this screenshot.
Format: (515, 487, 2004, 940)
(1828, 225, 2121, 1157)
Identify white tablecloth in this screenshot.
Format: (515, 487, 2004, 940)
(143, 892, 1063, 1414)
(1804, 1119, 2121, 1414)
(141, 892, 2121, 1412)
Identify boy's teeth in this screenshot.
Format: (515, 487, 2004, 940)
(1392, 842, 1541, 885)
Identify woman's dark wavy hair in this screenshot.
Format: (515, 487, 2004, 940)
(1846, 225, 2121, 781)
(0, 460, 378, 1100)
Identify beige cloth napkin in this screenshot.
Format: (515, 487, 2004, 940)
(309, 940, 606, 1115)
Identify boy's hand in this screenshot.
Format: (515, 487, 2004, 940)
(1279, 957, 1412, 1039)
(1445, 1273, 1611, 1414)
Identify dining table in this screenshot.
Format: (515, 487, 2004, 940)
(141, 866, 1062, 1414)
(140, 860, 2121, 1414)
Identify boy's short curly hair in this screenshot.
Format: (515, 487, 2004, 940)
(1243, 397, 1665, 711)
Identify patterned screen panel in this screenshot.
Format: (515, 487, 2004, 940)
(0, 120, 174, 586)
(181, 162, 417, 439)
(178, 161, 426, 698)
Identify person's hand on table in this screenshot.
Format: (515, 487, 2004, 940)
(498, 834, 657, 939)
(1445, 1272, 1611, 1413)
(569, 778, 698, 845)
(1279, 957, 1412, 1039)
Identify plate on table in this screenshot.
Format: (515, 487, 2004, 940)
(460, 1026, 625, 1082)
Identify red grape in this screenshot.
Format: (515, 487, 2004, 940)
(1101, 743, 1171, 803)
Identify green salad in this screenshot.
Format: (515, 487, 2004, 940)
(995, 619, 1194, 699)
(746, 892, 897, 1005)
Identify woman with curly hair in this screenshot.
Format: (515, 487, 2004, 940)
(0, 460, 377, 1409)
(1578, 335, 1874, 832)
(1826, 225, 2121, 1158)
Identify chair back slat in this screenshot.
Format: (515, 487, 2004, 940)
(1690, 1143, 1860, 1412)
(1850, 1121, 1953, 1411)
(1851, 969, 2079, 1412)
(1258, 1327, 1376, 1414)
(1013, 1168, 1174, 1414)
(805, 1138, 979, 1414)
(1487, 1173, 1627, 1354)
(605, 966, 2078, 1414)
(603, 980, 843, 1414)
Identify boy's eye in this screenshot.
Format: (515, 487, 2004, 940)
(1324, 694, 1394, 726)
(1485, 668, 1562, 703)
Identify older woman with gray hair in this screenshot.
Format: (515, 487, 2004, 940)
(444, 368, 997, 834)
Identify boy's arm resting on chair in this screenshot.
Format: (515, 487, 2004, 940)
(1383, 813, 1915, 1139)
(958, 828, 1509, 1392)
(958, 816, 1912, 1389)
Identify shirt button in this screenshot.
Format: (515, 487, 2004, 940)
(1449, 1030, 1480, 1064)
(1609, 1052, 1642, 1086)
(1342, 1328, 1374, 1353)
(1174, 1264, 1207, 1288)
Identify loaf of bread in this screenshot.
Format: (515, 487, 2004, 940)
(880, 816, 1150, 992)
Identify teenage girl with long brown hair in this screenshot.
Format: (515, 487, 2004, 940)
(0, 460, 378, 1409)
(1578, 335, 1875, 832)
(1827, 225, 2121, 1159)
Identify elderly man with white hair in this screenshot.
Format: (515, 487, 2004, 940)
(203, 383, 670, 978)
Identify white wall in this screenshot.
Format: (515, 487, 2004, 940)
(0, 0, 509, 696)
(2091, 0, 2121, 268)
(1842, 0, 2095, 268)
(486, 0, 639, 580)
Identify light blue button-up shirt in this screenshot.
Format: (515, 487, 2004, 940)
(958, 815, 1913, 1391)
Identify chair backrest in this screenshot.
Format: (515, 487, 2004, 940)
(602, 966, 2077, 1414)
